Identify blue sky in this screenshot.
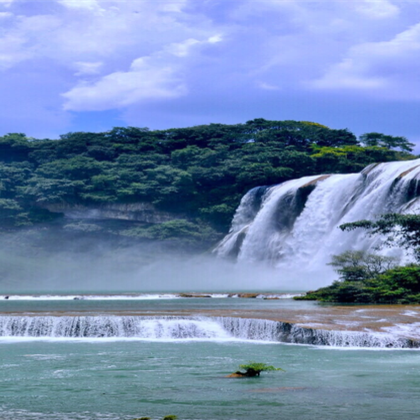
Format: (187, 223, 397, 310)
(1, 0, 420, 147)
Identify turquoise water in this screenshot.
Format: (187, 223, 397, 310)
(0, 295, 315, 313)
(1, 297, 420, 420)
(1, 341, 419, 420)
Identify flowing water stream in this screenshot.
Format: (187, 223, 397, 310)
(1, 295, 420, 419)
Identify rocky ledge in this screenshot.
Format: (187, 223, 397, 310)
(38, 202, 186, 224)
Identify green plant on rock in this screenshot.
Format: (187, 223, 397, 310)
(162, 416, 178, 420)
(236, 362, 284, 377)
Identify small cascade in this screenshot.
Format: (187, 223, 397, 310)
(216, 159, 420, 268)
(0, 315, 418, 348)
(0, 316, 229, 340)
(217, 317, 419, 348)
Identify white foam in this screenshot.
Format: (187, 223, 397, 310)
(0, 293, 300, 301)
(403, 310, 420, 318)
(217, 158, 420, 271)
(0, 294, 181, 301)
(0, 315, 417, 348)
(382, 322, 420, 340)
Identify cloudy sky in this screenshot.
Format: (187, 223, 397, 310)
(1, 0, 420, 144)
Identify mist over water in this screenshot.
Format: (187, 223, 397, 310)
(0, 233, 315, 293)
(4, 159, 420, 293)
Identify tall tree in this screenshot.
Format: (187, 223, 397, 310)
(359, 132, 415, 152)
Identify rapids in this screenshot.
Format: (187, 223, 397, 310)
(0, 315, 418, 348)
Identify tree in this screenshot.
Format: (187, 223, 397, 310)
(359, 132, 415, 152)
(340, 214, 420, 261)
(0, 120, 416, 239)
(296, 264, 420, 304)
(233, 362, 284, 377)
(329, 250, 397, 282)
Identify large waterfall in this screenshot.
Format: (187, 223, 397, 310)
(0, 315, 417, 348)
(216, 159, 420, 273)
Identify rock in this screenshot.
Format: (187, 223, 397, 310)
(226, 372, 246, 378)
(397, 165, 420, 179)
(178, 293, 211, 298)
(298, 175, 331, 189)
(4, 296, 9, 300)
(263, 297, 280, 300)
(237, 293, 259, 298)
(38, 202, 185, 224)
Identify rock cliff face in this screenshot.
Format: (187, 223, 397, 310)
(39, 202, 185, 224)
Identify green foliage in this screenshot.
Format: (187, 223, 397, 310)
(360, 132, 415, 152)
(162, 416, 178, 420)
(121, 220, 222, 246)
(0, 133, 32, 162)
(329, 251, 397, 282)
(310, 145, 412, 173)
(0, 198, 26, 226)
(0, 122, 415, 234)
(298, 264, 420, 304)
(299, 213, 420, 303)
(340, 214, 420, 261)
(239, 362, 284, 373)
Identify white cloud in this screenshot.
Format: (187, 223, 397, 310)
(257, 81, 280, 91)
(208, 35, 223, 44)
(74, 61, 103, 75)
(1, 0, 420, 138)
(0, 0, 14, 6)
(0, 0, 205, 69)
(166, 39, 201, 57)
(0, 34, 28, 69)
(58, 0, 101, 10)
(63, 57, 186, 111)
(355, 0, 400, 19)
(311, 23, 420, 98)
(62, 35, 222, 111)
(166, 35, 222, 57)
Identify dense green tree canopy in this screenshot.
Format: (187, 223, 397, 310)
(0, 120, 415, 239)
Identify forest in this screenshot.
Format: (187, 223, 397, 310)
(0, 119, 415, 248)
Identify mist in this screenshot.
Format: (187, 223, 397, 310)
(0, 229, 335, 294)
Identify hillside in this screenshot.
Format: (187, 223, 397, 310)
(0, 119, 415, 250)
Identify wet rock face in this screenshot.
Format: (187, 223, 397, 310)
(37, 202, 185, 224)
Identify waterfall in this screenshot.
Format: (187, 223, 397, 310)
(216, 159, 420, 269)
(0, 315, 418, 348)
(0, 316, 230, 340)
(216, 186, 269, 258)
